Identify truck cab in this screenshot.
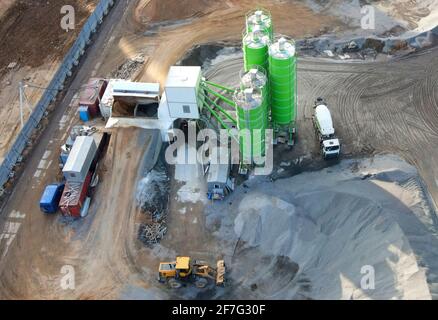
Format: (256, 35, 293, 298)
(158, 257, 192, 282)
(322, 139, 341, 159)
(39, 184, 65, 214)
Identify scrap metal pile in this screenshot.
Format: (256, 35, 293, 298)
(136, 164, 170, 246)
(138, 222, 168, 246)
(110, 54, 146, 80)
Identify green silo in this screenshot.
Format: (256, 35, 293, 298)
(246, 9, 273, 40)
(240, 67, 269, 130)
(243, 28, 270, 73)
(234, 88, 267, 164)
(269, 37, 297, 127)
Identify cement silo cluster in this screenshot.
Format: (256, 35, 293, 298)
(200, 8, 298, 169)
(237, 9, 297, 162)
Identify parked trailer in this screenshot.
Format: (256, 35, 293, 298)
(39, 184, 65, 214)
(62, 136, 97, 183)
(58, 125, 98, 169)
(59, 172, 92, 218)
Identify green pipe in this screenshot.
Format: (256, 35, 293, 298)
(203, 80, 235, 93)
(202, 85, 236, 108)
(201, 100, 238, 141)
(201, 100, 230, 130)
(201, 93, 237, 125)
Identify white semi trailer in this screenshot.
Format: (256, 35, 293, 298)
(312, 98, 341, 159)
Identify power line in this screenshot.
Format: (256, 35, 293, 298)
(23, 81, 105, 95)
(18, 80, 108, 126)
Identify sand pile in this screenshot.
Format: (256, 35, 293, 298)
(208, 155, 438, 299)
(306, 0, 438, 36)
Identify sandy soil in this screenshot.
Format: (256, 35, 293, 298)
(0, 63, 59, 162)
(137, 0, 222, 23)
(96, 0, 343, 87)
(0, 0, 98, 162)
(0, 0, 14, 19)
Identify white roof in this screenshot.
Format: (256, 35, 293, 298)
(165, 66, 201, 88)
(112, 81, 159, 98)
(207, 163, 229, 184)
(315, 104, 335, 136)
(63, 136, 96, 172)
(101, 79, 160, 106)
(323, 139, 340, 148)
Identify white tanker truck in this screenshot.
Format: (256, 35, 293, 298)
(312, 98, 341, 159)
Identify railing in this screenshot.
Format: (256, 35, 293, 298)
(0, 0, 115, 194)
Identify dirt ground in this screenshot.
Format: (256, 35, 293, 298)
(97, 0, 343, 86)
(0, 0, 98, 162)
(0, 0, 14, 19)
(0, 0, 437, 300)
(0, 0, 96, 74)
(136, 0, 222, 23)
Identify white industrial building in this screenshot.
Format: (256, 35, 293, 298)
(104, 66, 203, 143)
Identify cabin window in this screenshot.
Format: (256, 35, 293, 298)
(183, 105, 191, 114)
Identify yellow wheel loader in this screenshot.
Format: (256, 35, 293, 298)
(158, 256, 226, 289)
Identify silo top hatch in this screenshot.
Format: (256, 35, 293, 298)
(243, 27, 270, 49)
(241, 68, 267, 89)
(269, 37, 296, 59)
(234, 88, 263, 110)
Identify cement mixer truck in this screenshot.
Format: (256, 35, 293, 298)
(312, 98, 341, 159)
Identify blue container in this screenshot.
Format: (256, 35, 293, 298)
(40, 184, 65, 214)
(78, 106, 90, 122)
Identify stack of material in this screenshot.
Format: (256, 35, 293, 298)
(141, 193, 168, 221)
(138, 222, 167, 246)
(137, 168, 169, 221)
(111, 55, 146, 80)
(136, 166, 170, 245)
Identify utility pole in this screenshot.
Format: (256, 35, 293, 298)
(19, 81, 24, 129)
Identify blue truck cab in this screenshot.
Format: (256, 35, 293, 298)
(39, 184, 65, 214)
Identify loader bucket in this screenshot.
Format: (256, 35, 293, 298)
(216, 260, 226, 286)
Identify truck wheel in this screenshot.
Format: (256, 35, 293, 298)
(195, 278, 208, 288)
(168, 278, 182, 289)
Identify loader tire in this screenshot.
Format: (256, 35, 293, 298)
(195, 278, 208, 288)
(168, 278, 182, 289)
